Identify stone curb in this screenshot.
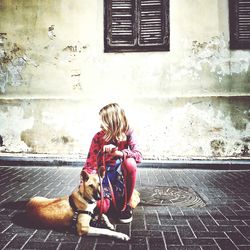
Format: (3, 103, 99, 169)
(0, 154, 250, 169)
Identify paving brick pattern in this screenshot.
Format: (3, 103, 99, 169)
(0, 166, 250, 249)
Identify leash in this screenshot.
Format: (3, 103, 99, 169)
(99, 151, 127, 213)
(96, 149, 105, 217)
(99, 162, 104, 217)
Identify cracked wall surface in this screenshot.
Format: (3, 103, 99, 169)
(0, 0, 249, 159)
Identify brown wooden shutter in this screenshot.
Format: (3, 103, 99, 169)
(105, 0, 136, 51)
(104, 0, 169, 52)
(229, 0, 250, 49)
(138, 0, 169, 50)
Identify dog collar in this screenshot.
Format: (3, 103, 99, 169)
(69, 195, 94, 215)
(69, 195, 95, 232)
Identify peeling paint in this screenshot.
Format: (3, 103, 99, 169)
(138, 103, 250, 159)
(71, 71, 81, 90)
(210, 139, 225, 156)
(51, 135, 74, 144)
(0, 99, 249, 158)
(0, 36, 38, 93)
(18, 105, 93, 154)
(0, 135, 3, 147)
(173, 35, 250, 82)
(48, 25, 56, 40)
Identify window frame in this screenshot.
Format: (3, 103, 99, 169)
(229, 0, 250, 50)
(104, 0, 170, 53)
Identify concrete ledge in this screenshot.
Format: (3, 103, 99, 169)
(0, 153, 250, 169)
(0, 154, 83, 167)
(141, 159, 250, 170)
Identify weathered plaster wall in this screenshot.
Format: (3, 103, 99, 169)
(0, 0, 250, 159)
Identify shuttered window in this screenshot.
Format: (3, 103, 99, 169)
(104, 0, 169, 52)
(229, 0, 250, 49)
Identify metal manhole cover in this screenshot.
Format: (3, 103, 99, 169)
(138, 186, 206, 208)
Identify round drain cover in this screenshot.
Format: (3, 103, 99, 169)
(138, 186, 206, 208)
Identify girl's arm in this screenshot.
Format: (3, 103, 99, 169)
(122, 130, 143, 163)
(83, 132, 102, 174)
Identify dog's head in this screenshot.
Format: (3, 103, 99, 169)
(79, 167, 105, 202)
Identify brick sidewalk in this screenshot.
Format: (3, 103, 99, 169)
(0, 166, 250, 250)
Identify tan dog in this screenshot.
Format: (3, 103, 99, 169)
(26, 168, 130, 241)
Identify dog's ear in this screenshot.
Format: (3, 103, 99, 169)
(81, 170, 89, 181)
(99, 166, 105, 178)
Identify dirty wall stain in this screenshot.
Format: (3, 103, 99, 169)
(0, 106, 34, 152)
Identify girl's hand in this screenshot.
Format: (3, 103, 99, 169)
(103, 144, 117, 153)
(103, 144, 123, 157)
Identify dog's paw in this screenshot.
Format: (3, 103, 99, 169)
(107, 223, 115, 231)
(90, 214, 115, 230)
(117, 232, 130, 241)
(101, 214, 115, 231)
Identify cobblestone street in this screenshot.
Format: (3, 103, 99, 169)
(1, 166, 250, 250)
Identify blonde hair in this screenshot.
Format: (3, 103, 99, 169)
(99, 103, 129, 142)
